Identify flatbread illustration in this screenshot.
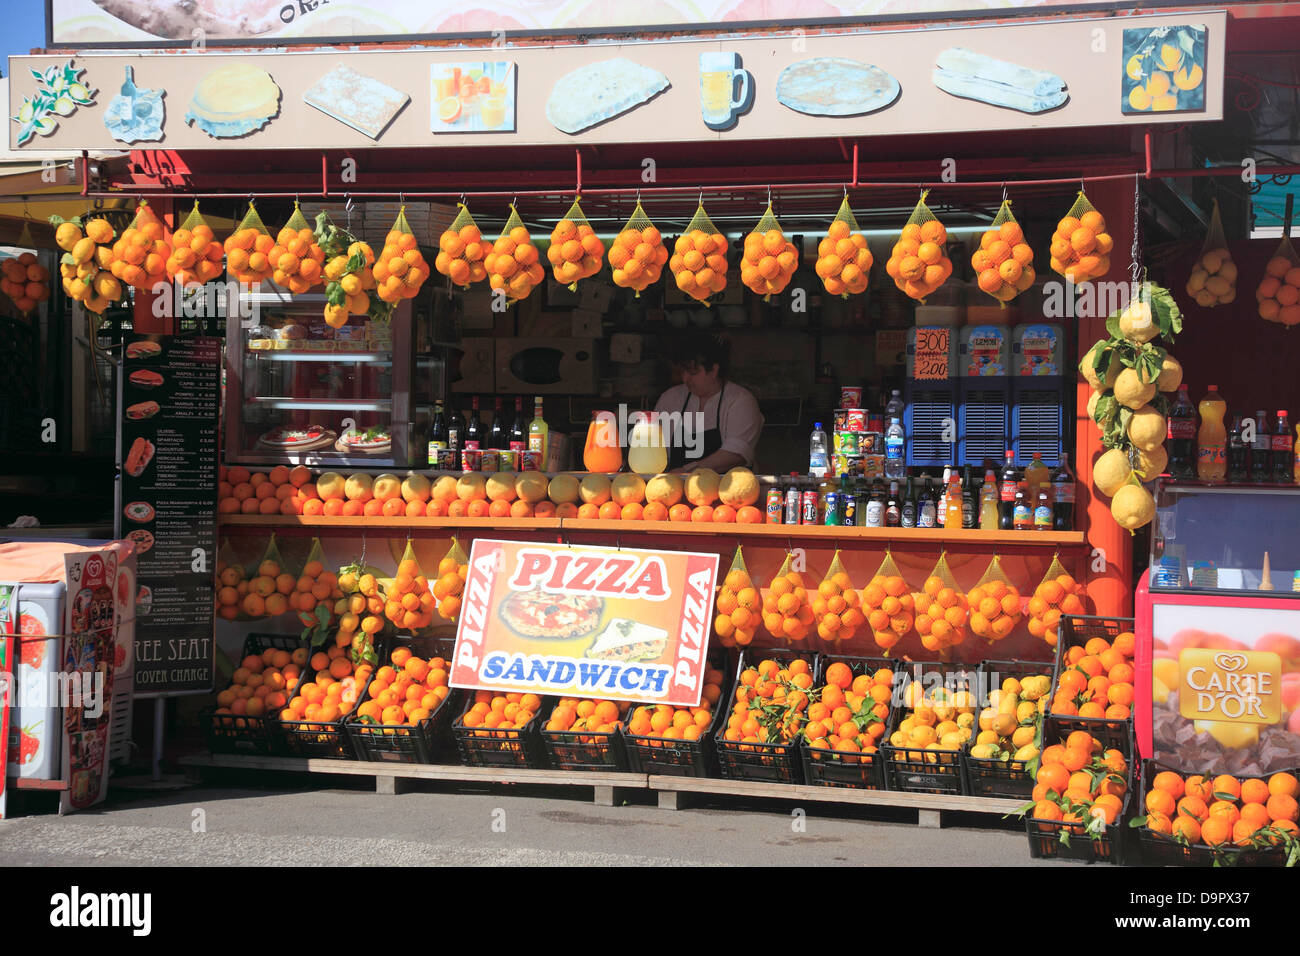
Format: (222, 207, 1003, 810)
(303, 64, 409, 140)
(933, 48, 1068, 114)
(775, 58, 900, 117)
(185, 63, 281, 138)
(546, 58, 669, 135)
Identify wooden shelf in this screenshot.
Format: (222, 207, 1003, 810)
(218, 513, 1086, 546)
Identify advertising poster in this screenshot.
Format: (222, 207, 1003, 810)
(0, 586, 13, 819)
(120, 335, 220, 696)
(450, 539, 719, 707)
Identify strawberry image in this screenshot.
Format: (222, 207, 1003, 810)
(18, 614, 45, 668)
(18, 722, 41, 764)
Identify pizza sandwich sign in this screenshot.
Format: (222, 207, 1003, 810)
(450, 540, 720, 707)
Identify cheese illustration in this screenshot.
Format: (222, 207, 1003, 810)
(933, 48, 1069, 114)
(775, 58, 900, 117)
(546, 58, 669, 135)
(303, 64, 409, 140)
(185, 63, 281, 138)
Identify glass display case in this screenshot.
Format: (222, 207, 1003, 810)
(1149, 481, 1300, 596)
(226, 284, 447, 468)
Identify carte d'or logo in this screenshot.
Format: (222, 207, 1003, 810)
(1179, 649, 1282, 724)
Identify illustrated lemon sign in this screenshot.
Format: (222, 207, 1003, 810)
(1178, 650, 1283, 726)
(1121, 24, 1207, 114)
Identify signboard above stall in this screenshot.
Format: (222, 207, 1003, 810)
(12, 11, 1224, 151)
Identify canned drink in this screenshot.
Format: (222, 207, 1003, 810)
(460, 449, 482, 472)
(845, 408, 868, 431)
(822, 492, 840, 526)
(479, 450, 499, 473)
(801, 490, 819, 524)
(784, 484, 801, 524)
(842, 492, 857, 526)
(765, 487, 783, 524)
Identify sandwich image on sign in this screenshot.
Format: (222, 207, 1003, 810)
(932, 48, 1068, 114)
(776, 58, 900, 117)
(185, 63, 281, 138)
(585, 619, 669, 663)
(125, 340, 161, 360)
(125, 437, 154, 477)
(546, 58, 669, 135)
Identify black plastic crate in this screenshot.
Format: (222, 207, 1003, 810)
(1133, 759, 1291, 867)
(344, 636, 459, 764)
(275, 635, 386, 760)
(540, 698, 631, 772)
(713, 649, 820, 785)
(204, 634, 307, 756)
(1047, 615, 1135, 753)
(1025, 785, 1130, 864)
(623, 663, 732, 778)
(880, 660, 979, 795)
(963, 659, 1057, 800)
(801, 655, 896, 791)
(451, 692, 548, 768)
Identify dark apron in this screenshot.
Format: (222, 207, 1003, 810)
(668, 382, 725, 470)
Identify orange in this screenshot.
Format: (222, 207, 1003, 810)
(1267, 793, 1299, 822)
(1240, 778, 1270, 805)
(1212, 775, 1241, 801)
(1200, 815, 1232, 846)
(1269, 772, 1299, 799)
(1145, 788, 1176, 817)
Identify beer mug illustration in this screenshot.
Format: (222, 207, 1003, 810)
(700, 52, 751, 131)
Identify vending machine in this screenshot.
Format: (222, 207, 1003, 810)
(957, 324, 1011, 468)
(1011, 323, 1066, 466)
(904, 326, 959, 469)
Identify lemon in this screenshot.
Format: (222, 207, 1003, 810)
(1156, 353, 1183, 391)
(1135, 443, 1169, 481)
(1118, 301, 1158, 343)
(1079, 340, 1119, 390)
(1127, 405, 1167, 452)
(18, 100, 34, 123)
(68, 82, 91, 102)
(1125, 54, 1144, 81)
(1114, 367, 1156, 410)
(1185, 268, 1207, 294)
(53, 96, 75, 116)
(1087, 389, 1102, 421)
(1111, 482, 1155, 533)
(1094, 447, 1133, 497)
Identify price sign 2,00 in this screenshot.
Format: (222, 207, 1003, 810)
(913, 327, 950, 381)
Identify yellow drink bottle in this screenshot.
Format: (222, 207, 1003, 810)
(1197, 385, 1227, 482)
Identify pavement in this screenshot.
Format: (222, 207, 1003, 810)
(0, 769, 1091, 867)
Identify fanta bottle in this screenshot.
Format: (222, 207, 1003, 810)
(1197, 385, 1227, 483)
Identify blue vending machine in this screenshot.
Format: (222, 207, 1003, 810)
(904, 326, 959, 469)
(1011, 322, 1066, 465)
(957, 324, 1012, 468)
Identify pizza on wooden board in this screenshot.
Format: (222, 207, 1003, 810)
(498, 588, 604, 640)
(258, 425, 332, 448)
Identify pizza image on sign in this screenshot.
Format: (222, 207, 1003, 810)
(498, 588, 604, 641)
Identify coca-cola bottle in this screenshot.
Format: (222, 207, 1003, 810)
(1167, 385, 1197, 480)
(1274, 410, 1293, 484)
(1228, 414, 1248, 483)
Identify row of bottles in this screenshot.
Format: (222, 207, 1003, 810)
(428, 396, 548, 462)
(1169, 384, 1297, 484)
(768, 452, 1074, 530)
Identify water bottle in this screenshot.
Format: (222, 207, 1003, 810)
(809, 422, 830, 478)
(884, 417, 905, 480)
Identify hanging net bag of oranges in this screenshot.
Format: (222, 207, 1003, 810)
(435, 203, 489, 288)
(1026, 553, 1086, 648)
(432, 538, 469, 623)
(861, 550, 915, 657)
(610, 201, 668, 296)
(548, 198, 605, 290)
(912, 552, 967, 657)
(740, 202, 799, 301)
(966, 555, 1024, 647)
(816, 195, 872, 298)
(384, 538, 437, 633)
(670, 202, 729, 305)
(268, 201, 326, 295)
(487, 204, 546, 304)
(714, 546, 758, 649)
(1049, 190, 1114, 284)
(886, 190, 952, 302)
(110, 200, 171, 292)
(1257, 234, 1300, 327)
(972, 199, 1035, 306)
(224, 200, 276, 286)
(373, 206, 431, 305)
(812, 550, 865, 649)
(167, 201, 225, 288)
(760, 551, 813, 644)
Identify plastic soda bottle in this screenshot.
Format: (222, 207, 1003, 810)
(1294, 423, 1300, 485)
(1024, 452, 1050, 494)
(1197, 386, 1228, 482)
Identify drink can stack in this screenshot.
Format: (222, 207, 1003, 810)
(1151, 556, 1183, 588)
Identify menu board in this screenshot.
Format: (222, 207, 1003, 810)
(119, 335, 220, 696)
(0, 586, 13, 820)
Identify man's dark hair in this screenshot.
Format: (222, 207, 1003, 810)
(669, 330, 729, 378)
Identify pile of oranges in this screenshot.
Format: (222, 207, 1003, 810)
(486, 223, 546, 302)
(266, 222, 325, 295)
(374, 228, 431, 305)
(214, 646, 308, 721)
(435, 221, 489, 288)
(223, 225, 277, 285)
(967, 579, 1023, 644)
(1030, 730, 1129, 831)
(461, 691, 542, 733)
(289, 558, 342, 629)
(862, 574, 916, 654)
(382, 557, 437, 632)
(1027, 572, 1087, 647)
(609, 225, 668, 293)
(546, 698, 627, 738)
(166, 222, 224, 288)
(280, 646, 371, 729)
(714, 566, 759, 648)
(972, 219, 1035, 303)
(885, 218, 952, 301)
(1256, 254, 1300, 327)
(803, 661, 893, 758)
(1050, 631, 1136, 721)
(670, 229, 729, 303)
(1048, 208, 1113, 284)
(626, 666, 725, 742)
(815, 219, 872, 297)
(1143, 770, 1299, 847)
(912, 575, 967, 654)
(109, 203, 171, 291)
(721, 657, 814, 748)
(760, 569, 814, 643)
(548, 218, 604, 287)
(432, 555, 466, 622)
(0, 253, 49, 314)
(354, 646, 452, 729)
(224, 556, 296, 620)
(811, 570, 866, 645)
(217, 463, 314, 517)
(214, 560, 248, 621)
(740, 227, 799, 297)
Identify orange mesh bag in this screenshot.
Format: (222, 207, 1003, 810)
(383, 538, 437, 633)
(289, 537, 342, 632)
(268, 201, 326, 295)
(110, 200, 171, 291)
(224, 200, 276, 285)
(431, 537, 469, 623)
(434, 203, 489, 288)
(740, 203, 800, 300)
(714, 546, 758, 649)
(52, 213, 121, 314)
(1026, 552, 1087, 649)
(760, 552, 814, 645)
(548, 197, 605, 289)
(374, 206, 431, 305)
(1186, 197, 1236, 309)
(670, 203, 729, 304)
(224, 534, 288, 622)
(810, 550, 865, 649)
(885, 190, 953, 302)
(167, 201, 225, 287)
(1257, 235, 1300, 327)
(816, 195, 872, 298)
(1049, 190, 1113, 284)
(0, 250, 47, 314)
(610, 201, 668, 296)
(487, 204, 546, 304)
(214, 539, 251, 623)
(912, 551, 968, 657)
(318, 212, 381, 327)
(966, 555, 1025, 646)
(860, 549, 915, 657)
(972, 199, 1035, 307)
